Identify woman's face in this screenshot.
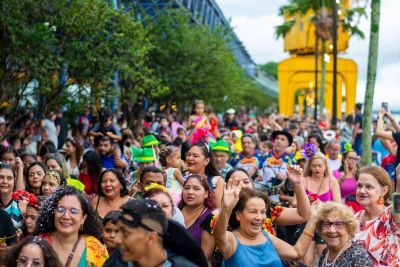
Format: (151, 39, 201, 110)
(356, 173, 388, 207)
(182, 178, 208, 207)
(101, 172, 122, 199)
(41, 174, 60, 196)
(1, 152, 16, 167)
(28, 165, 45, 191)
(186, 146, 209, 174)
(54, 195, 87, 236)
(237, 197, 266, 237)
(17, 244, 44, 267)
(320, 210, 350, 251)
(46, 159, 63, 172)
(230, 171, 253, 189)
(0, 168, 14, 195)
(103, 221, 120, 252)
(345, 151, 359, 169)
(310, 158, 326, 177)
(65, 140, 76, 156)
(24, 206, 39, 234)
(150, 193, 173, 219)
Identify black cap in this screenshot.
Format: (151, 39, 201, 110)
(271, 130, 293, 146)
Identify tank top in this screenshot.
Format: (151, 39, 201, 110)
(165, 167, 181, 190)
(222, 230, 282, 267)
(305, 176, 333, 202)
(333, 170, 357, 199)
(3, 199, 23, 229)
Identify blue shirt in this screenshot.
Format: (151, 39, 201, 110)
(101, 154, 128, 169)
(228, 150, 266, 177)
(223, 230, 282, 267)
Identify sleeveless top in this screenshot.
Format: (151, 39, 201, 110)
(305, 177, 333, 202)
(222, 230, 282, 267)
(187, 207, 213, 244)
(333, 170, 357, 199)
(165, 167, 182, 190)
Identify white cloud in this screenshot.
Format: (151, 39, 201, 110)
(217, 0, 400, 110)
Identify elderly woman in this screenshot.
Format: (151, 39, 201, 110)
(315, 202, 373, 266)
(90, 169, 130, 220)
(214, 177, 319, 267)
(35, 185, 108, 266)
(353, 165, 400, 266)
(186, 142, 224, 207)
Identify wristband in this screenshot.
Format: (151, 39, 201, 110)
(303, 229, 314, 238)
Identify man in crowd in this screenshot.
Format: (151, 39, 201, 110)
(96, 135, 128, 170)
(326, 139, 342, 173)
(211, 140, 233, 179)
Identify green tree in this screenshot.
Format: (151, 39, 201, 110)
(361, 0, 380, 165)
(0, 0, 159, 126)
(146, 9, 269, 112)
(259, 62, 278, 79)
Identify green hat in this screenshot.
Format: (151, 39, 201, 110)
(141, 135, 161, 147)
(131, 147, 143, 158)
(211, 140, 232, 154)
(135, 148, 155, 163)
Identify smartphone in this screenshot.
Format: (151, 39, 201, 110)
(392, 193, 400, 214)
(382, 102, 389, 112)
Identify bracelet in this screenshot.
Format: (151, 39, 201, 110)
(303, 229, 314, 238)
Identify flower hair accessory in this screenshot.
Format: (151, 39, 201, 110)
(191, 128, 209, 145)
(12, 190, 39, 209)
(144, 183, 168, 192)
(299, 143, 318, 159)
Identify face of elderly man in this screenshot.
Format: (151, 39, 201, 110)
(212, 151, 229, 170)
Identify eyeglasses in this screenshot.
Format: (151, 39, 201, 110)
(320, 220, 346, 230)
(17, 256, 44, 267)
(55, 206, 83, 217)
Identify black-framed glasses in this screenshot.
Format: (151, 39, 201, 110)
(320, 220, 346, 230)
(55, 206, 83, 217)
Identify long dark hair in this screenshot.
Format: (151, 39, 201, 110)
(35, 185, 102, 240)
(25, 162, 47, 194)
(189, 142, 221, 177)
(1, 236, 62, 267)
(65, 137, 83, 162)
(97, 169, 128, 197)
(178, 174, 216, 210)
(82, 150, 102, 183)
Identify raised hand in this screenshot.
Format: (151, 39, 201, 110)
(222, 178, 243, 212)
(286, 165, 303, 185)
(309, 200, 321, 223)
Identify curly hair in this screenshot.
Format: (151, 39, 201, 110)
(97, 169, 128, 197)
(35, 185, 102, 240)
(1, 236, 62, 267)
(178, 174, 216, 210)
(159, 146, 179, 167)
(315, 202, 357, 237)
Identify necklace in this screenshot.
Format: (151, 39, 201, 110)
(322, 239, 352, 267)
(184, 206, 206, 228)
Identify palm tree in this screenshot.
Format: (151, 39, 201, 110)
(361, 0, 380, 165)
(276, 0, 366, 118)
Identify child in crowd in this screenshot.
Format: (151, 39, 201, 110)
(159, 146, 184, 205)
(89, 107, 122, 160)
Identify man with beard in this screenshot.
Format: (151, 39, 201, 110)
(96, 135, 128, 170)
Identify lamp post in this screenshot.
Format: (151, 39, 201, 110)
(332, 0, 338, 127)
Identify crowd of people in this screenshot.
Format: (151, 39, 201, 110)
(0, 100, 399, 267)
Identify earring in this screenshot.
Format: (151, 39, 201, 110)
(80, 224, 84, 231)
(236, 216, 240, 222)
(377, 196, 384, 205)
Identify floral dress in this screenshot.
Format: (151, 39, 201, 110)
(354, 206, 400, 266)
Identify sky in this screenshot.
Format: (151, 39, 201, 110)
(216, 0, 400, 110)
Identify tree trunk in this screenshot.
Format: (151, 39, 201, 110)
(362, 0, 380, 165)
(319, 40, 326, 116)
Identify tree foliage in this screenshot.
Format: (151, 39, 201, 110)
(259, 62, 278, 79)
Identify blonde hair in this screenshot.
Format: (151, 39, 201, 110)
(316, 202, 357, 237)
(303, 153, 331, 178)
(358, 165, 392, 204)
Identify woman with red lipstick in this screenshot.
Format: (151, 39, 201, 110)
(178, 174, 217, 244)
(185, 142, 224, 207)
(353, 165, 400, 266)
(91, 169, 130, 220)
(302, 152, 341, 266)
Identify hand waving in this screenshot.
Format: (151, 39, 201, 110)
(286, 165, 303, 185)
(222, 178, 243, 212)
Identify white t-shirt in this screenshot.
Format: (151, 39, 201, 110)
(327, 157, 341, 172)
